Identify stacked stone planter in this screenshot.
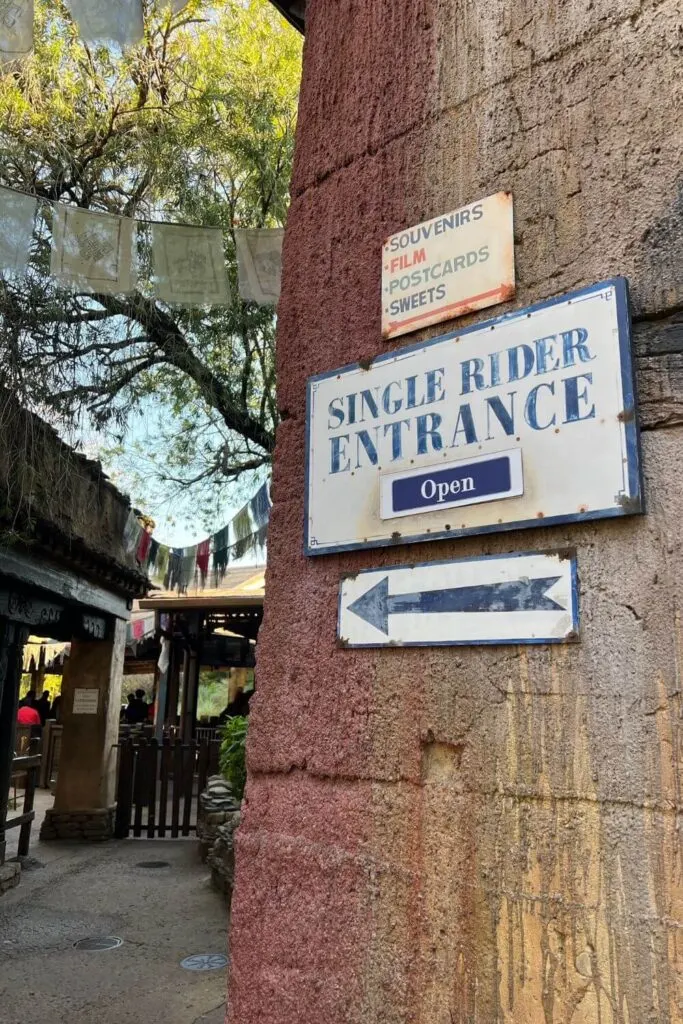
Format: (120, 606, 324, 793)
(196, 776, 239, 863)
(206, 811, 241, 904)
(0, 861, 20, 896)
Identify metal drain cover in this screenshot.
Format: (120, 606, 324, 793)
(136, 860, 170, 869)
(180, 953, 228, 972)
(74, 936, 123, 951)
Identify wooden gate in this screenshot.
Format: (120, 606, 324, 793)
(114, 737, 220, 839)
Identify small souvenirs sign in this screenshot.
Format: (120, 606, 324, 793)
(381, 192, 515, 340)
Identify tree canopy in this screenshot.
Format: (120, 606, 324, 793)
(0, 0, 301, 523)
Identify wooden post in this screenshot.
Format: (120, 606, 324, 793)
(0, 619, 28, 864)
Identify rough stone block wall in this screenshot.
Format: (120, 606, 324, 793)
(0, 388, 143, 582)
(228, 2, 683, 1022)
(39, 807, 115, 842)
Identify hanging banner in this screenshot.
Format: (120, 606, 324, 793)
(235, 227, 283, 305)
(0, 187, 36, 270)
(305, 278, 642, 555)
(0, 0, 33, 62)
(122, 510, 143, 554)
(249, 482, 271, 529)
(382, 192, 515, 341)
(152, 223, 230, 306)
(50, 205, 135, 294)
(66, 0, 144, 47)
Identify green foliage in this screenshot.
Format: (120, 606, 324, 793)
(197, 669, 230, 719)
(218, 714, 248, 800)
(0, 0, 302, 521)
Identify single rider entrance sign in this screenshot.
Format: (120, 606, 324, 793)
(305, 278, 641, 556)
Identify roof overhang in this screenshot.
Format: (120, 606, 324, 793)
(138, 594, 264, 612)
(268, 0, 305, 33)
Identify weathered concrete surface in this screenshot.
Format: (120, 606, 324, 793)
(228, 1, 683, 1022)
(0, 839, 228, 1024)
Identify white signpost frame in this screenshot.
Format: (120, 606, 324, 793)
(338, 551, 579, 648)
(305, 278, 642, 556)
(381, 192, 515, 341)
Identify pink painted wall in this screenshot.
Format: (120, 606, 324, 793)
(228, 1, 682, 1021)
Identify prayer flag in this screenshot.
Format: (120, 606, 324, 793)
(51, 205, 135, 294)
(136, 529, 152, 566)
(179, 546, 196, 591)
(235, 227, 283, 306)
(0, 0, 32, 62)
(196, 539, 211, 585)
(123, 510, 142, 554)
(151, 223, 229, 306)
(212, 526, 230, 582)
(165, 548, 182, 590)
(231, 503, 253, 561)
(66, 0, 144, 47)
(249, 482, 271, 529)
(0, 187, 36, 270)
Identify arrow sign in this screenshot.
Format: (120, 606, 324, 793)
(339, 551, 578, 648)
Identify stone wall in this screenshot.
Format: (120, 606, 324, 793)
(228, 2, 683, 1023)
(40, 807, 115, 842)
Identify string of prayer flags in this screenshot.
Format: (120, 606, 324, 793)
(235, 227, 283, 306)
(50, 206, 135, 295)
(122, 478, 271, 592)
(249, 482, 271, 529)
(151, 223, 230, 306)
(66, 0, 144, 48)
(0, 187, 36, 270)
(0, 0, 33, 63)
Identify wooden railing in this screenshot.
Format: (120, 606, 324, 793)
(7, 748, 41, 857)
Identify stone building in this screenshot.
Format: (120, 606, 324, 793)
(0, 391, 147, 879)
(229, 2, 682, 1023)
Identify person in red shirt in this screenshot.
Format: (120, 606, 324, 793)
(17, 704, 40, 726)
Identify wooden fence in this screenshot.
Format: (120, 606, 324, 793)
(114, 737, 220, 839)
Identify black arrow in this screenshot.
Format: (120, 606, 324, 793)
(347, 576, 565, 635)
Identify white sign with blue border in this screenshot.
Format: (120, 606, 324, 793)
(305, 278, 641, 555)
(338, 551, 578, 647)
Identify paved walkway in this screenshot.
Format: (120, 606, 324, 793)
(0, 835, 228, 1024)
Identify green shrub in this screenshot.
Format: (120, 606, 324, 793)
(218, 716, 249, 801)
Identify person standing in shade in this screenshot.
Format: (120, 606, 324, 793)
(34, 690, 51, 726)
